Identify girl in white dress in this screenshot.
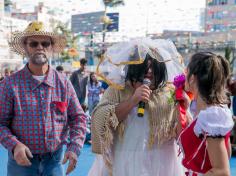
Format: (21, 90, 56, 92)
(89, 39, 186, 176)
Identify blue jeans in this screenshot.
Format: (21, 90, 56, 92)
(7, 147, 64, 176)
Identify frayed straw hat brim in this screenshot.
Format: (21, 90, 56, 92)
(9, 31, 66, 55)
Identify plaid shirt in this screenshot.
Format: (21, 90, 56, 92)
(0, 65, 87, 156)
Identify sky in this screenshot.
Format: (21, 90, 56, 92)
(11, 0, 206, 38)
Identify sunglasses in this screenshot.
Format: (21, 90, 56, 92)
(27, 41, 51, 48)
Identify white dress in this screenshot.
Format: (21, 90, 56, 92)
(88, 107, 185, 176)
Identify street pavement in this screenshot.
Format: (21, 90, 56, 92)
(0, 145, 235, 176)
(0, 144, 94, 176)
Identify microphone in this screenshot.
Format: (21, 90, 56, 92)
(137, 78, 151, 117)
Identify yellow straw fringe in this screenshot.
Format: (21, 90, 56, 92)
(93, 85, 179, 175)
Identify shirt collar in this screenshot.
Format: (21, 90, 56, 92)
(44, 65, 55, 88)
(23, 64, 55, 90)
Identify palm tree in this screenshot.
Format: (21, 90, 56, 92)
(103, 0, 124, 7)
(4, 0, 13, 11)
(225, 45, 235, 72)
(54, 22, 80, 62)
(101, 0, 124, 52)
(4, 0, 12, 7)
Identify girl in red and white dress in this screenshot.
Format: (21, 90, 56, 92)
(178, 52, 234, 176)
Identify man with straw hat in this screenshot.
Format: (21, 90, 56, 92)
(0, 21, 87, 176)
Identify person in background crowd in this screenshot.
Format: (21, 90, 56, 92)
(85, 72, 104, 145)
(56, 65, 64, 74)
(4, 68, 11, 77)
(70, 58, 89, 111)
(229, 76, 236, 146)
(88, 72, 104, 115)
(0, 72, 4, 82)
(0, 21, 87, 176)
(233, 96, 236, 116)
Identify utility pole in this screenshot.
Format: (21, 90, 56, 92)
(89, 32, 94, 65)
(102, 6, 107, 54)
(145, 1, 151, 37)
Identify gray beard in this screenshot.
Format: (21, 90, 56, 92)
(30, 53, 48, 65)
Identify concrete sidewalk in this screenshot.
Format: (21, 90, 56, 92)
(0, 144, 95, 176)
(0, 145, 235, 176)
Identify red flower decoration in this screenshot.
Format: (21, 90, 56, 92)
(54, 101, 68, 113)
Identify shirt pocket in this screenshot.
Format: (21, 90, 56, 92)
(50, 97, 68, 124)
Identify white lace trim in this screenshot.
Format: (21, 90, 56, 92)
(194, 106, 234, 137)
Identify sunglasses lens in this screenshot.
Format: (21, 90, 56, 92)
(29, 41, 39, 48)
(28, 41, 51, 48)
(41, 41, 51, 48)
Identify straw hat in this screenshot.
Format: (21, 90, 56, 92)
(9, 21, 66, 55)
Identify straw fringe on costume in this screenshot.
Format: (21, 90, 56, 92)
(91, 84, 179, 176)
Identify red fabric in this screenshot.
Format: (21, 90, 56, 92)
(225, 132, 231, 149)
(178, 103, 187, 129)
(175, 88, 194, 101)
(175, 88, 187, 129)
(180, 119, 212, 174)
(175, 88, 194, 129)
(54, 101, 68, 113)
(175, 88, 183, 100)
(179, 119, 230, 174)
(186, 91, 194, 101)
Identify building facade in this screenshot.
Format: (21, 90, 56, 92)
(0, 17, 28, 71)
(0, 0, 4, 17)
(205, 0, 236, 32)
(11, 2, 60, 29)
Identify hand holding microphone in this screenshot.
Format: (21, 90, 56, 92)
(131, 78, 152, 117)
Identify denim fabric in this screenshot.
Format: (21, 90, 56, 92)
(7, 148, 64, 176)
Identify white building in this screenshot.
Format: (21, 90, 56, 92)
(0, 0, 4, 17)
(0, 2, 66, 71)
(0, 17, 28, 70)
(205, 0, 236, 32)
(72, 0, 205, 44)
(11, 2, 62, 30)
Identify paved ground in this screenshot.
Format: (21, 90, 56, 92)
(0, 145, 235, 176)
(0, 144, 94, 176)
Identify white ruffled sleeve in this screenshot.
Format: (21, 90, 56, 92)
(194, 106, 234, 137)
